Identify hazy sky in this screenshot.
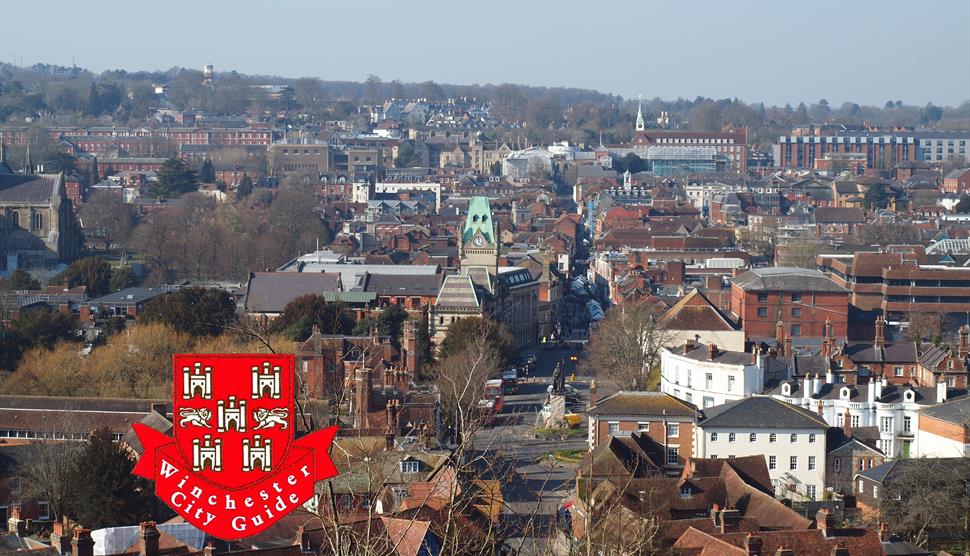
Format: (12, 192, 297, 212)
(2, 0, 969, 107)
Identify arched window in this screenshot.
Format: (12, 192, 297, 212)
(10, 210, 19, 227)
(31, 212, 43, 231)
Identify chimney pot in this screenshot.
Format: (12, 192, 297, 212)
(139, 522, 160, 556)
(744, 533, 763, 556)
(816, 507, 835, 537)
(708, 343, 717, 360)
(71, 529, 94, 556)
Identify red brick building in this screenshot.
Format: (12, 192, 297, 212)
(731, 267, 849, 344)
(777, 133, 919, 171)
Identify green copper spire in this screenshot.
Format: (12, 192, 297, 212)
(462, 196, 494, 245)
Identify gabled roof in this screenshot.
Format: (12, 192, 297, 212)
(700, 397, 828, 429)
(813, 207, 866, 224)
(0, 173, 61, 203)
(732, 267, 846, 293)
(660, 289, 737, 332)
(244, 272, 342, 313)
(434, 274, 480, 309)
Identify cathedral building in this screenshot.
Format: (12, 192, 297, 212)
(430, 196, 539, 349)
(0, 158, 80, 271)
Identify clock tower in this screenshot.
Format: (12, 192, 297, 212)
(460, 196, 499, 272)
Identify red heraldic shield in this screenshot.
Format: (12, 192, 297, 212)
(132, 354, 338, 540)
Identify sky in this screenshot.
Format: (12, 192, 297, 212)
(2, 0, 969, 107)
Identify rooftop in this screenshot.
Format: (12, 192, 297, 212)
(732, 267, 846, 293)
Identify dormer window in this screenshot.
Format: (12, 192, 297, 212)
(679, 486, 692, 498)
(904, 390, 915, 402)
(782, 383, 791, 396)
(841, 387, 851, 400)
(400, 460, 420, 474)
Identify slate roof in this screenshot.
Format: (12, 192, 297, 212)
(660, 289, 737, 331)
(87, 287, 167, 305)
(813, 207, 866, 224)
(699, 396, 828, 429)
(363, 273, 443, 297)
(588, 391, 696, 417)
(731, 267, 846, 293)
(0, 173, 60, 203)
(244, 272, 342, 313)
(918, 396, 970, 425)
(843, 341, 918, 363)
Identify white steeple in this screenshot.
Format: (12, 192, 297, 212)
(635, 95, 645, 132)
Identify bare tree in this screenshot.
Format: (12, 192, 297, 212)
(879, 457, 970, 548)
(586, 301, 671, 391)
(79, 190, 136, 250)
(12, 415, 84, 521)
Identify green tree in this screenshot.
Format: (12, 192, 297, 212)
(85, 82, 101, 116)
(236, 174, 254, 198)
(63, 257, 113, 297)
(955, 195, 970, 214)
(613, 153, 648, 174)
(67, 428, 154, 529)
(863, 183, 891, 210)
(11, 306, 79, 351)
(5, 267, 40, 290)
(109, 266, 137, 292)
(353, 304, 409, 346)
(271, 294, 353, 341)
(43, 151, 77, 174)
(200, 158, 216, 183)
(141, 287, 236, 337)
(149, 158, 197, 197)
(437, 316, 515, 368)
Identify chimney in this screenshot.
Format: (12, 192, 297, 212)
(802, 375, 811, 401)
(403, 320, 419, 376)
(878, 522, 890, 542)
(825, 318, 834, 341)
(874, 316, 885, 349)
(7, 507, 26, 537)
(816, 507, 835, 537)
(843, 407, 852, 437)
(707, 343, 718, 360)
(825, 369, 833, 384)
(71, 529, 94, 556)
(821, 337, 831, 358)
(960, 325, 969, 357)
(744, 533, 763, 556)
(937, 380, 947, 404)
(683, 338, 694, 354)
(311, 323, 321, 336)
(775, 321, 785, 355)
(784, 335, 793, 359)
(51, 518, 73, 555)
(589, 380, 597, 407)
(873, 378, 883, 400)
(813, 373, 822, 396)
(775, 548, 794, 556)
(720, 507, 741, 533)
(755, 347, 767, 372)
(817, 399, 824, 417)
(139, 522, 160, 556)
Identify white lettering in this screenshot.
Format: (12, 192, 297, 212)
(204, 512, 216, 526)
(207, 495, 217, 506)
(289, 493, 299, 505)
(300, 465, 310, 477)
(171, 492, 186, 508)
(224, 494, 236, 510)
(287, 474, 297, 486)
(232, 516, 246, 532)
(274, 496, 287, 512)
(244, 497, 254, 508)
(159, 459, 180, 479)
(190, 486, 203, 499)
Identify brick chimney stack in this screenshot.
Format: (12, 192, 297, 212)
(139, 522, 160, 556)
(683, 338, 694, 354)
(874, 316, 886, 349)
(707, 343, 718, 360)
(843, 407, 852, 437)
(353, 369, 371, 429)
(720, 507, 741, 533)
(71, 529, 94, 556)
(775, 321, 785, 355)
(50, 518, 74, 555)
(775, 548, 794, 556)
(784, 335, 792, 359)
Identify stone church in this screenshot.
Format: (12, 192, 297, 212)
(0, 160, 80, 271)
(430, 196, 539, 349)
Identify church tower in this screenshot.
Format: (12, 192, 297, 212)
(459, 196, 499, 272)
(635, 96, 645, 133)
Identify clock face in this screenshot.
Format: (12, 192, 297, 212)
(473, 235, 485, 247)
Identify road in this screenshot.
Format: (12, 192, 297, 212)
(471, 345, 589, 548)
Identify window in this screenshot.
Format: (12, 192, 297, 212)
(666, 446, 679, 465)
(637, 422, 650, 432)
(850, 415, 860, 428)
(768, 455, 777, 470)
(858, 479, 864, 493)
(727, 376, 735, 392)
(679, 486, 691, 498)
(400, 460, 420, 474)
(806, 485, 816, 501)
(880, 417, 894, 433)
(666, 423, 679, 437)
(729, 433, 736, 442)
(789, 456, 798, 470)
(834, 458, 841, 472)
(749, 433, 757, 442)
(340, 495, 352, 511)
(705, 373, 713, 389)
(790, 434, 797, 443)
(757, 307, 768, 318)
(791, 324, 801, 336)
(38, 501, 51, 520)
(711, 432, 718, 442)
(837, 413, 844, 427)
(608, 422, 619, 435)
(903, 416, 911, 433)
(769, 433, 777, 443)
(703, 397, 715, 408)
(808, 456, 816, 470)
(873, 485, 878, 499)
(894, 366, 904, 377)
(791, 292, 802, 302)
(791, 307, 802, 317)
(809, 434, 816, 443)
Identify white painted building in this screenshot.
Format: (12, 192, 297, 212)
(661, 343, 786, 409)
(695, 396, 828, 501)
(914, 397, 970, 458)
(770, 373, 964, 459)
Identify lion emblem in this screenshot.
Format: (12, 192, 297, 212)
(179, 407, 212, 428)
(253, 408, 289, 430)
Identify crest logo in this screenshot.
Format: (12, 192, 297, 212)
(132, 354, 338, 540)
